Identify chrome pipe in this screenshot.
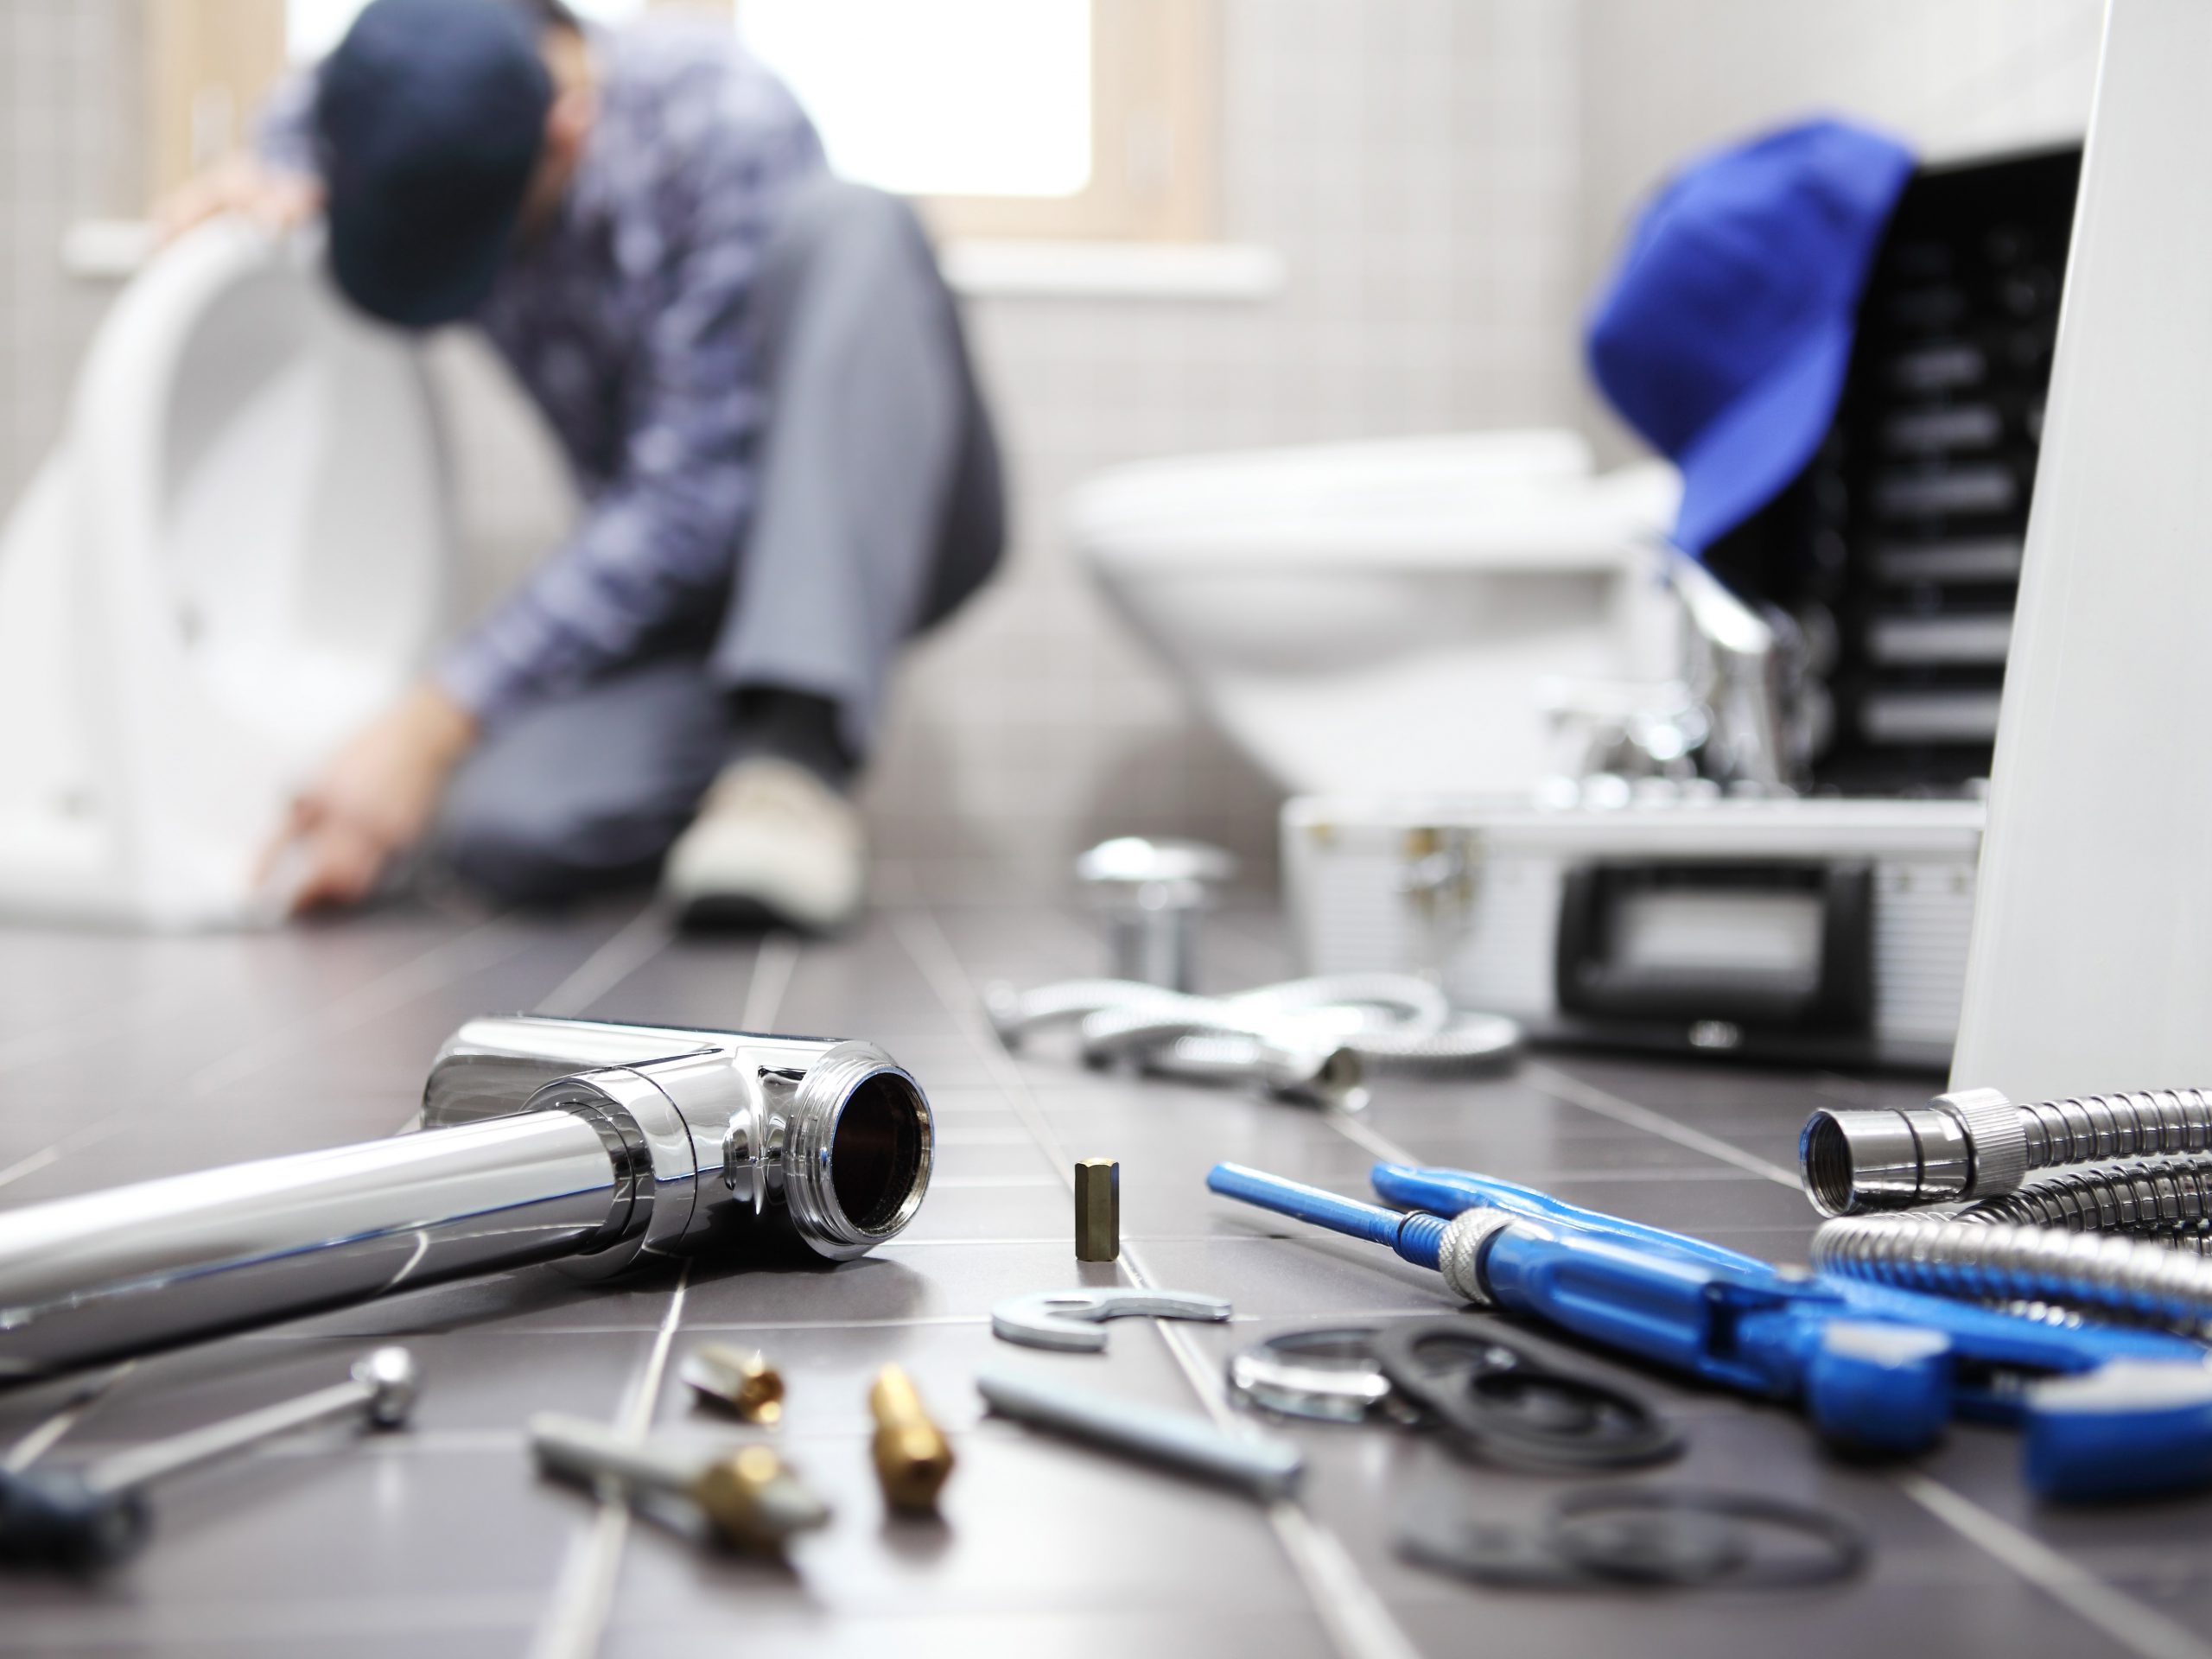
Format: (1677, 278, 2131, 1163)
(0, 1017, 933, 1380)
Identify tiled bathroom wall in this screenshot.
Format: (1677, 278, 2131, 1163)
(0, 0, 2113, 905)
(865, 0, 1584, 898)
(0, 0, 138, 507)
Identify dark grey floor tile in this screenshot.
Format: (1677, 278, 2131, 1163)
(604, 1609, 1337, 1659)
(609, 1429, 1307, 1621)
(1, 899, 2189, 1655)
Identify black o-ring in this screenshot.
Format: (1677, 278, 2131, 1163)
(1550, 1486, 1870, 1589)
(1395, 1484, 1869, 1592)
(1371, 1319, 1680, 1470)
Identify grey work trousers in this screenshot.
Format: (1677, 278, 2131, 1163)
(438, 180, 1004, 902)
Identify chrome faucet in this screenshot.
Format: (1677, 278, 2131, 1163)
(0, 1015, 934, 1380)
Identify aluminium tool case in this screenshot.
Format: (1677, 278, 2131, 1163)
(1284, 146, 2078, 1071)
(1284, 793, 1980, 1070)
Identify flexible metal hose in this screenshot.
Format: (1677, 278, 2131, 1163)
(1801, 1090, 2212, 1329)
(1811, 1213, 2212, 1334)
(983, 973, 1519, 1109)
(1800, 1085, 2212, 1217)
(1956, 1155, 2212, 1249)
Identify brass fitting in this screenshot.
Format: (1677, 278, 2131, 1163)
(692, 1443, 831, 1553)
(679, 1344, 785, 1424)
(868, 1364, 956, 1512)
(1075, 1158, 1120, 1262)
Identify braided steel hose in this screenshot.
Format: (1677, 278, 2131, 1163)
(1801, 1091, 2212, 1329)
(1800, 1086, 2212, 1217)
(1812, 1214, 2212, 1334)
(1957, 1156, 2212, 1250)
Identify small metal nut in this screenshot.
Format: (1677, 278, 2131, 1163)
(1075, 1158, 1120, 1262)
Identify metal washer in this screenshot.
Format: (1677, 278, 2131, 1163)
(1227, 1326, 1402, 1424)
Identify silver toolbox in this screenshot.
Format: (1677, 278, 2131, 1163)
(1283, 793, 1982, 1071)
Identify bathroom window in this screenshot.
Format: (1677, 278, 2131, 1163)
(153, 0, 1216, 245)
(736, 0, 1217, 242)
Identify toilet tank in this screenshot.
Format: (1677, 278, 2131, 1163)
(0, 219, 451, 927)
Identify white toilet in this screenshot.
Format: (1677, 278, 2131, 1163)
(0, 220, 449, 928)
(1068, 430, 1682, 796)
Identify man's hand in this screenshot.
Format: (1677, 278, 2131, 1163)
(266, 684, 480, 915)
(155, 155, 324, 246)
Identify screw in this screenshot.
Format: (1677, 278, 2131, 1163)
(678, 1344, 785, 1424)
(530, 1413, 830, 1554)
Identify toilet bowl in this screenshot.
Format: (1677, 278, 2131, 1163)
(0, 220, 449, 927)
(1069, 430, 1681, 796)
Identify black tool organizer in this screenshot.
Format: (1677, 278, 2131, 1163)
(1702, 144, 2082, 795)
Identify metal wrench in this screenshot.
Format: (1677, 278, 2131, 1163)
(990, 1288, 1232, 1352)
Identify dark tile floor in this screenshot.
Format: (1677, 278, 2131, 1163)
(0, 898, 2203, 1657)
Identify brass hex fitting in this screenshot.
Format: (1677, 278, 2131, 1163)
(1075, 1158, 1120, 1262)
(693, 1443, 831, 1552)
(679, 1344, 785, 1424)
(868, 1364, 955, 1512)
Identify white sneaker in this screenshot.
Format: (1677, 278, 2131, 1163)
(662, 757, 867, 932)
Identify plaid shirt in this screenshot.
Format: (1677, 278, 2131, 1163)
(265, 20, 826, 721)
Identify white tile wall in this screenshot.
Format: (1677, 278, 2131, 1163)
(0, 0, 138, 506)
(0, 0, 2115, 904)
(866, 0, 1585, 899)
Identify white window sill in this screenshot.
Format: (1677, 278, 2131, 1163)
(938, 239, 1286, 302)
(66, 218, 1286, 304)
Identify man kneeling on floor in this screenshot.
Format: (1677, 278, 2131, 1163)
(169, 0, 1003, 931)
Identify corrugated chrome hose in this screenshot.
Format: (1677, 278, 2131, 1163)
(1802, 1085, 2212, 1333)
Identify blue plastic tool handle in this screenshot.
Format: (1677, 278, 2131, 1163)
(1368, 1160, 2204, 1392)
(2023, 1363, 2212, 1501)
(1370, 1163, 1772, 1275)
(1208, 1158, 2212, 1481)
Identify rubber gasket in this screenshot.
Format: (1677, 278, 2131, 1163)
(1371, 1319, 1680, 1470)
(1396, 1484, 1868, 1592)
(1551, 1486, 1870, 1588)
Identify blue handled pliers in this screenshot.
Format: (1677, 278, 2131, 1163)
(1207, 1160, 2212, 1500)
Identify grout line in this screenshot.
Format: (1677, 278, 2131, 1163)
(1896, 1473, 2212, 1659)
(1519, 1058, 1802, 1187)
(524, 1267, 690, 1659)
(1, 1363, 133, 1473)
(893, 907, 1423, 1659)
(185, 914, 537, 1099)
(737, 931, 800, 1033)
(527, 925, 790, 1659)
(0, 1143, 64, 1195)
(0, 915, 540, 1471)
(535, 905, 677, 1019)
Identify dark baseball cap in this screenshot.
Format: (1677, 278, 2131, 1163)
(314, 0, 554, 328)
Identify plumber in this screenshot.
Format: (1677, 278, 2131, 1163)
(162, 0, 1003, 931)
